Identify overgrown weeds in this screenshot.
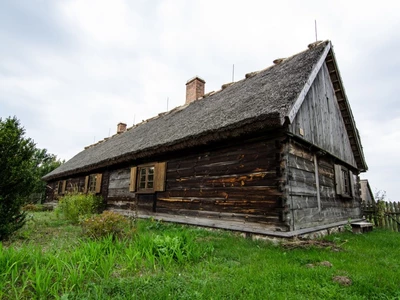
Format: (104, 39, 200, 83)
(81, 211, 135, 239)
(55, 193, 103, 223)
(1, 212, 399, 299)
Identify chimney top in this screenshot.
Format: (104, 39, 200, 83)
(185, 76, 206, 104)
(117, 122, 127, 134)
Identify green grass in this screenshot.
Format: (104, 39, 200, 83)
(1, 211, 399, 299)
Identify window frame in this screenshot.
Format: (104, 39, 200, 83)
(84, 173, 103, 194)
(130, 162, 166, 194)
(56, 180, 66, 195)
(334, 164, 355, 199)
(137, 164, 155, 193)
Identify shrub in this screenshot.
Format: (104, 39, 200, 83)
(141, 231, 205, 265)
(22, 203, 46, 212)
(56, 193, 103, 223)
(81, 211, 134, 239)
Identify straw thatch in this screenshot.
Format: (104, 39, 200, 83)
(44, 41, 329, 180)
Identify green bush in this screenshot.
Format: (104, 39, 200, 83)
(81, 211, 134, 239)
(56, 193, 103, 223)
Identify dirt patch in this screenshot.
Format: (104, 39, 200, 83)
(282, 239, 346, 251)
(305, 261, 333, 268)
(333, 276, 352, 286)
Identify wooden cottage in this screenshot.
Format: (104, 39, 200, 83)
(360, 179, 374, 204)
(43, 40, 368, 237)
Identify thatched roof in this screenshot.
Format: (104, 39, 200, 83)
(44, 40, 364, 181)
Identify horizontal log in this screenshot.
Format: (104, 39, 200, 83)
(318, 175, 334, 188)
(167, 139, 278, 170)
(289, 184, 317, 197)
(167, 156, 279, 178)
(288, 168, 315, 185)
(108, 187, 134, 198)
(154, 208, 282, 225)
(289, 195, 319, 209)
(288, 142, 314, 161)
(107, 197, 135, 202)
(318, 164, 334, 178)
(287, 154, 315, 172)
(164, 185, 282, 197)
(107, 202, 134, 210)
(158, 197, 279, 207)
(158, 190, 281, 202)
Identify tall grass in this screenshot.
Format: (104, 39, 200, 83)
(0, 214, 212, 299)
(56, 193, 103, 223)
(1, 212, 399, 299)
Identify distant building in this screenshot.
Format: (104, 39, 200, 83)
(360, 179, 374, 203)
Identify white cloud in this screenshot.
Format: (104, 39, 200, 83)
(59, 0, 141, 48)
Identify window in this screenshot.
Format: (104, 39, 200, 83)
(334, 164, 355, 198)
(341, 169, 350, 195)
(56, 180, 66, 195)
(84, 173, 103, 194)
(138, 166, 154, 191)
(130, 162, 166, 193)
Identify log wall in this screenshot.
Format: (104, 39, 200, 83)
(156, 137, 287, 230)
(287, 140, 361, 230)
(107, 168, 135, 210)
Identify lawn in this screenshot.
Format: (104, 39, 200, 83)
(1, 211, 399, 299)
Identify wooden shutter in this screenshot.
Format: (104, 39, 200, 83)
(349, 170, 355, 198)
(61, 180, 66, 194)
(154, 162, 167, 192)
(95, 173, 102, 193)
(129, 167, 137, 192)
(56, 181, 60, 195)
(334, 164, 342, 195)
(84, 176, 89, 193)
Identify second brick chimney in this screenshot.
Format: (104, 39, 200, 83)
(185, 76, 205, 104)
(117, 122, 127, 134)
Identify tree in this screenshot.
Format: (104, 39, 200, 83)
(0, 116, 37, 240)
(31, 148, 64, 198)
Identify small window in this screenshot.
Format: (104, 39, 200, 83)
(335, 164, 355, 198)
(88, 174, 97, 193)
(341, 169, 350, 195)
(130, 162, 166, 193)
(57, 180, 66, 195)
(138, 166, 154, 191)
(84, 173, 103, 194)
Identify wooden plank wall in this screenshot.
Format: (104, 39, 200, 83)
(287, 140, 361, 230)
(107, 168, 136, 210)
(288, 63, 357, 168)
(156, 137, 287, 230)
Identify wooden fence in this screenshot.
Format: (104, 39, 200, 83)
(362, 200, 400, 232)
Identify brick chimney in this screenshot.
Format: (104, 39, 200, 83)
(117, 122, 127, 134)
(185, 76, 205, 104)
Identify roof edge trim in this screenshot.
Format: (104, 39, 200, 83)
(286, 41, 331, 124)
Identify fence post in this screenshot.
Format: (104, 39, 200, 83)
(396, 202, 400, 232)
(376, 200, 385, 228)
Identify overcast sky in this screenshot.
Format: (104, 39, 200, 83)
(1, 0, 399, 201)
